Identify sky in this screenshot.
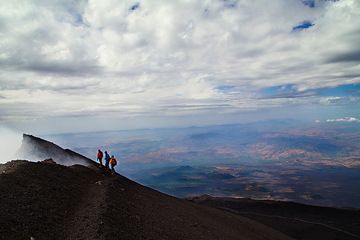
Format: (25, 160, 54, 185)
(0, 0, 360, 134)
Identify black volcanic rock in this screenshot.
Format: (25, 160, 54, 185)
(0, 135, 293, 240)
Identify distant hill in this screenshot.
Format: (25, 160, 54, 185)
(16, 134, 96, 167)
(0, 135, 293, 240)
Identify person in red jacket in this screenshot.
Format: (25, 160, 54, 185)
(97, 149, 104, 166)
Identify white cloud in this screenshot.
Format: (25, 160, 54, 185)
(0, 127, 22, 163)
(326, 117, 360, 123)
(0, 0, 360, 127)
(319, 96, 360, 105)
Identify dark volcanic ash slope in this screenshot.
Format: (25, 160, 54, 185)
(0, 135, 293, 240)
(189, 195, 360, 240)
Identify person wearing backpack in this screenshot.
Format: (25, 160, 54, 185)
(109, 155, 117, 173)
(97, 149, 103, 166)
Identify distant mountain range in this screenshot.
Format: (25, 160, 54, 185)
(47, 120, 360, 167)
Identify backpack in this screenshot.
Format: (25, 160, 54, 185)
(110, 158, 117, 166)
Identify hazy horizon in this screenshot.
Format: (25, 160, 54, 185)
(42, 120, 360, 208)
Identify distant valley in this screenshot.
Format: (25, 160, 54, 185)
(45, 120, 360, 208)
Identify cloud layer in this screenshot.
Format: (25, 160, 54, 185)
(0, 0, 360, 129)
(326, 117, 360, 123)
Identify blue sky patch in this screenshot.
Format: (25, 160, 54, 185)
(317, 84, 360, 97)
(301, 0, 315, 8)
(261, 84, 297, 96)
(130, 3, 140, 11)
(292, 21, 314, 31)
(216, 85, 235, 93)
(259, 84, 318, 99)
(261, 84, 360, 99)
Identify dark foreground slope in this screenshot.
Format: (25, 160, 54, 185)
(189, 195, 360, 240)
(0, 160, 293, 240)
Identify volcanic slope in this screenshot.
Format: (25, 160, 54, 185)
(189, 195, 360, 240)
(0, 135, 293, 240)
(16, 134, 96, 167)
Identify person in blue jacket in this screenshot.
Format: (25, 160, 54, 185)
(104, 151, 111, 169)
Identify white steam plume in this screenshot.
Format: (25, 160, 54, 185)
(0, 127, 22, 163)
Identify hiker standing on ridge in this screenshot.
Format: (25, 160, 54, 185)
(104, 151, 111, 169)
(109, 155, 117, 174)
(97, 149, 103, 166)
